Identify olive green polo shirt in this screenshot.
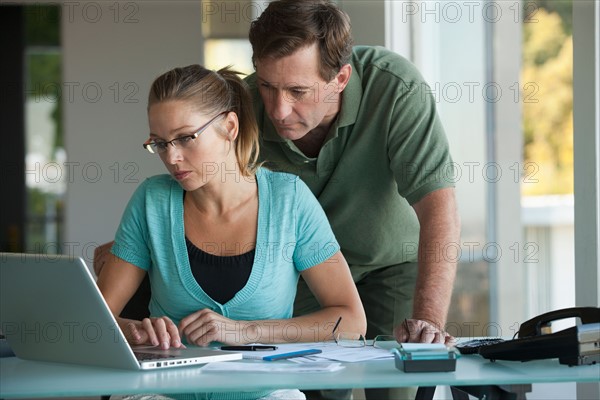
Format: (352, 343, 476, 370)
(246, 46, 454, 268)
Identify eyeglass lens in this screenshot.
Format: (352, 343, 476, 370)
(335, 332, 366, 347)
(372, 335, 398, 349)
(144, 111, 226, 154)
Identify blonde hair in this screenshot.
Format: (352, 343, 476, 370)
(148, 65, 260, 177)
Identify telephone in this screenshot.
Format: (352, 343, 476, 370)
(478, 306, 600, 366)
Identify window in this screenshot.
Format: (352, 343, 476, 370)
(388, 0, 497, 337)
(24, 4, 65, 254)
(204, 39, 254, 75)
(521, 0, 575, 322)
(202, 0, 255, 75)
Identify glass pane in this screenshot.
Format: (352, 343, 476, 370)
(24, 5, 64, 254)
(522, 1, 573, 196)
(435, 9, 490, 337)
(204, 39, 254, 75)
(389, 1, 493, 337)
(521, 0, 574, 319)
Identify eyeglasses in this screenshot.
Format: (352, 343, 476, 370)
(143, 111, 228, 154)
(334, 332, 398, 349)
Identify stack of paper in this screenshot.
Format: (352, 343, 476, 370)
(309, 345, 394, 362)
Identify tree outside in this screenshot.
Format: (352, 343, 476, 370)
(522, 1, 573, 196)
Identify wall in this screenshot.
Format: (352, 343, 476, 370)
(339, 0, 385, 46)
(62, 1, 203, 259)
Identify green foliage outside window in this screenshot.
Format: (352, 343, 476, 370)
(522, 1, 573, 195)
(23, 4, 64, 252)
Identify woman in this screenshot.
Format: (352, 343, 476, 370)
(96, 65, 366, 400)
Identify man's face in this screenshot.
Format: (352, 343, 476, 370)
(255, 43, 345, 141)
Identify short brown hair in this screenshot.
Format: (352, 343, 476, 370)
(249, 0, 353, 81)
(148, 65, 259, 177)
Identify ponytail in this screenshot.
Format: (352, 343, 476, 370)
(216, 67, 261, 177)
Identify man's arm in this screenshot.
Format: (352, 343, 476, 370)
(93, 241, 115, 277)
(394, 187, 461, 343)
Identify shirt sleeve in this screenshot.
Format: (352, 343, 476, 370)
(110, 179, 152, 271)
(387, 78, 456, 206)
(292, 178, 341, 271)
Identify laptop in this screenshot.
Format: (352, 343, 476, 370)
(0, 252, 242, 370)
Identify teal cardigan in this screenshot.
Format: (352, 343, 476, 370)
(112, 167, 340, 327)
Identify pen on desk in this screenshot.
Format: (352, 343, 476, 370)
(220, 345, 278, 351)
(332, 316, 342, 338)
(263, 349, 322, 361)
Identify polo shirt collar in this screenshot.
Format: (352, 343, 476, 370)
(337, 60, 362, 128)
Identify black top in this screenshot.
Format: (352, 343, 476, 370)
(186, 237, 255, 304)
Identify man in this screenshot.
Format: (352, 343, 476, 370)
(96, 0, 459, 397)
(246, 2, 460, 397)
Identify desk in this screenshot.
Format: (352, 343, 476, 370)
(1, 354, 598, 399)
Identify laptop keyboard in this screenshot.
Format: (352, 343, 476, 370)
(134, 351, 177, 361)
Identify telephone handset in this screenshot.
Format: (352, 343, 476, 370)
(479, 306, 600, 366)
(517, 306, 600, 338)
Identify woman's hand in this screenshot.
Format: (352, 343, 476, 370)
(179, 309, 253, 346)
(122, 316, 185, 349)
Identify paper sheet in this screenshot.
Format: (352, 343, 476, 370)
(230, 342, 395, 363)
(400, 343, 448, 352)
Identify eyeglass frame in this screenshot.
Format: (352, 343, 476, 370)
(329, 317, 398, 349)
(333, 332, 397, 349)
(142, 111, 229, 154)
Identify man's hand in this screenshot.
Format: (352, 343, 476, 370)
(393, 318, 455, 345)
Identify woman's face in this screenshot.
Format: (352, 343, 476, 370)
(147, 100, 231, 191)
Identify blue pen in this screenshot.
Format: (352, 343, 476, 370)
(263, 349, 322, 361)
